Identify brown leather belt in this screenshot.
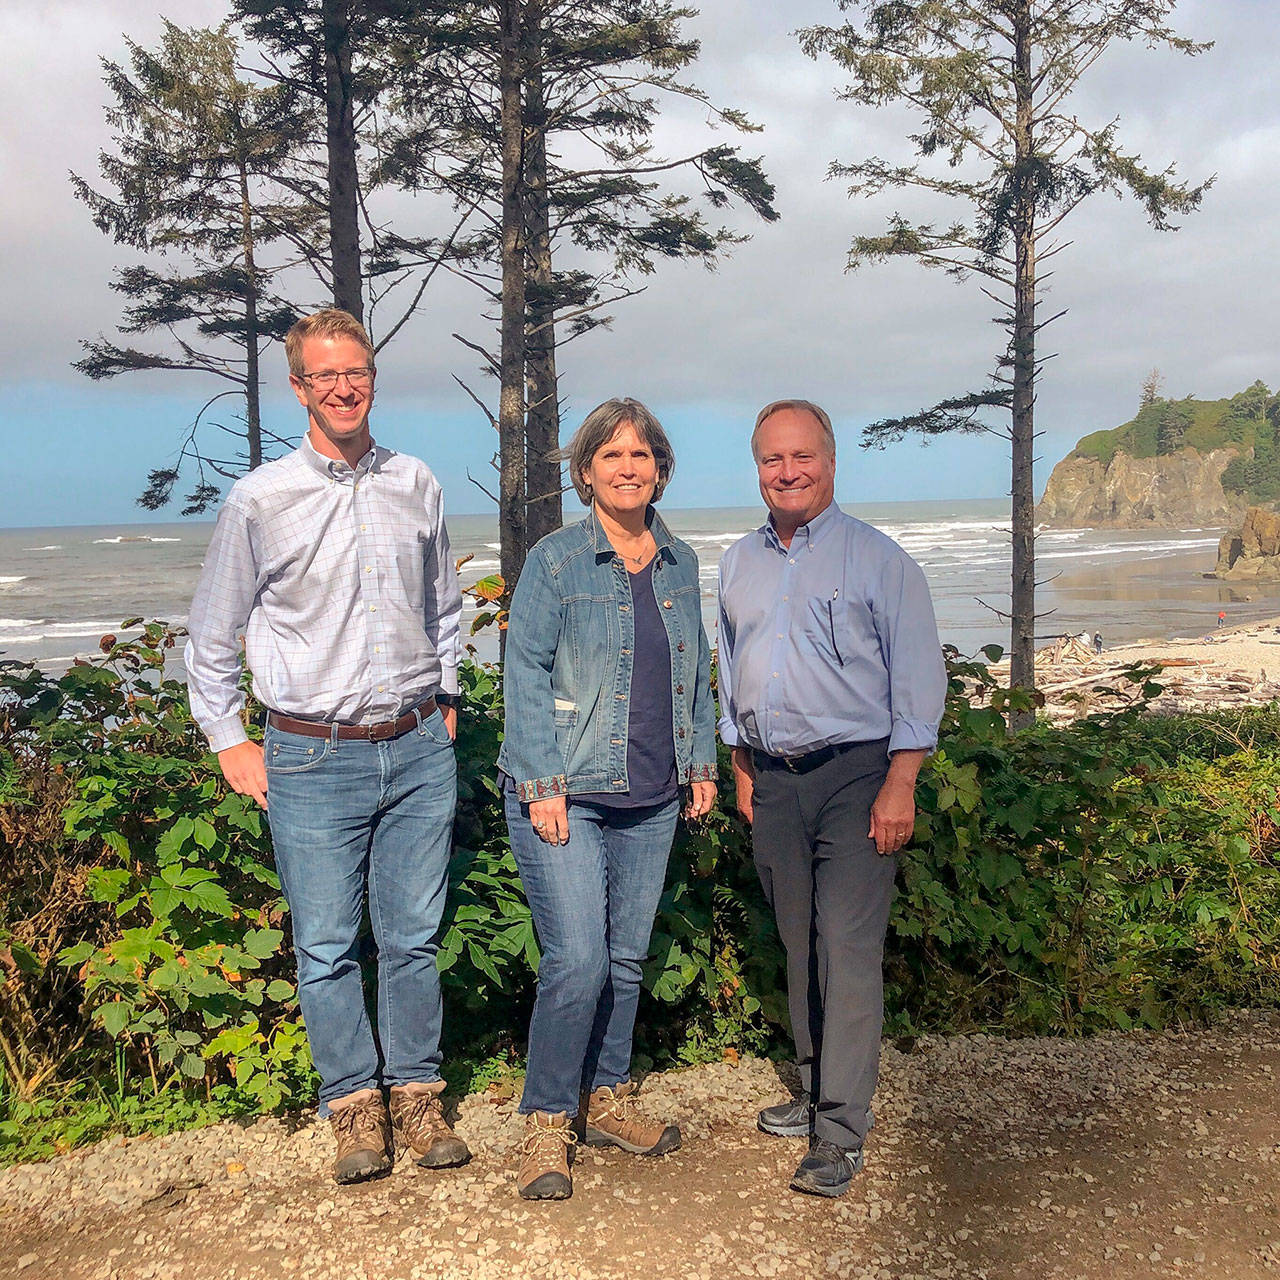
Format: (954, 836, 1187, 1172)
(267, 698, 437, 742)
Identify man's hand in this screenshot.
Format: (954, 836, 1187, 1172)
(217, 740, 268, 810)
(684, 779, 717, 820)
(441, 704, 457, 740)
(868, 748, 927, 855)
(730, 745, 755, 825)
(528, 795, 569, 845)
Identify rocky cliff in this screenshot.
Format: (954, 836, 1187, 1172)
(1037, 447, 1249, 528)
(1210, 506, 1280, 581)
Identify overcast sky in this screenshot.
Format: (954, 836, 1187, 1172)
(1, 0, 1274, 526)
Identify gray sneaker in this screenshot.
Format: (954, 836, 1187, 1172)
(790, 1136, 864, 1197)
(757, 1093, 875, 1139)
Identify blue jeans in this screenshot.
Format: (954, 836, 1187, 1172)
(264, 708, 456, 1111)
(505, 794, 680, 1116)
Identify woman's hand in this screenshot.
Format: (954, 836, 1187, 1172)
(528, 795, 569, 845)
(684, 780, 717, 820)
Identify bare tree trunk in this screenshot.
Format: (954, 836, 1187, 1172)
(498, 0, 527, 590)
(1009, 0, 1037, 722)
(323, 0, 363, 323)
(239, 161, 263, 470)
(522, 8, 563, 548)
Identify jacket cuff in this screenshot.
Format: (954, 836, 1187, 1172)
(685, 761, 717, 784)
(515, 773, 569, 802)
(888, 718, 939, 755)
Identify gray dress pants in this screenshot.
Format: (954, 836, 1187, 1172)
(751, 738, 896, 1149)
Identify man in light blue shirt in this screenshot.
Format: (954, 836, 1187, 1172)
(717, 399, 945, 1197)
(186, 309, 469, 1185)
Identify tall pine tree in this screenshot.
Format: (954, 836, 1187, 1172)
(382, 0, 778, 583)
(72, 22, 322, 512)
(800, 1, 1211, 709)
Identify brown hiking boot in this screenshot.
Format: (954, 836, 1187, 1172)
(517, 1111, 574, 1200)
(329, 1088, 392, 1185)
(584, 1080, 681, 1155)
(389, 1081, 471, 1169)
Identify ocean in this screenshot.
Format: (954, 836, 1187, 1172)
(0, 500, 1273, 671)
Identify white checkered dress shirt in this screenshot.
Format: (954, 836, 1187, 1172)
(186, 435, 463, 753)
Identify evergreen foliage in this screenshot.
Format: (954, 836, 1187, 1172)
(1072, 379, 1280, 503)
(71, 23, 322, 513)
(799, 0, 1212, 704)
(378, 0, 778, 581)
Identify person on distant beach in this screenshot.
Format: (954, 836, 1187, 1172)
(716, 400, 946, 1198)
(185, 308, 469, 1185)
(1093, 632, 1104, 655)
(497, 399, 716, 1200)
(1218, 610, 1227, 628)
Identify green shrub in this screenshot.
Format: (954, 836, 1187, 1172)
(3, 625, 1280, 1164)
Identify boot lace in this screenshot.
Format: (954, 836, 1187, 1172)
(333, 1098, 386, 1147)
(395, 1092, 451, 1144)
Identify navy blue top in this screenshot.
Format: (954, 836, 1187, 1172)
(501, 558, 678, 810)
(576, 560, 679, 808)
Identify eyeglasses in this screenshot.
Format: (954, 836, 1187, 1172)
(298, 367, 374, 391)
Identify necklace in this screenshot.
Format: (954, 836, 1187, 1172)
(615, 534, 653, 567)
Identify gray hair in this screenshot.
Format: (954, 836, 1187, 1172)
(751, 399, 836, 459)
(563, 397, 676, 505)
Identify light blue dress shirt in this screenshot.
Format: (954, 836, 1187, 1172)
(716, 502, 945, 758)
(186, 435, 462, 753)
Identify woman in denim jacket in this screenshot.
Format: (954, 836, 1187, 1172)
(498, 398, 717, 1199)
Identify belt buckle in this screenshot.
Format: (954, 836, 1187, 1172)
(782, 754, 801, 773)
(366, 720, 395, 742)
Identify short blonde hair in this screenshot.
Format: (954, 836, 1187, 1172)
(751, 399, 836, 459)
(285, 308, 375, 376)
(563, 398, 675, 505)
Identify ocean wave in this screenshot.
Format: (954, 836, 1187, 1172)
(92, 535, 181, 545)
(22, 545, 61, 552)
(0, 576, 27, 585)
(0, 619, 147, 643)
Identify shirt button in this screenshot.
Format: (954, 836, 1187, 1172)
(676, 684, 684, 694)
(677, 642, 685, 652)
(677, 729, 685, 738)
(370, 606, 376, 612)
(361, 524, 367, 531)
(377, 685, 385, 692)
(375, 646, 381, 653)
(365, 566, 372, 572)
(789, 558, 796, 564)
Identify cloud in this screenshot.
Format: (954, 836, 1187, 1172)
(3, 0, 1277, 522)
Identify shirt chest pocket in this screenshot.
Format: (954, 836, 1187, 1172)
(803, 595, 871, 667)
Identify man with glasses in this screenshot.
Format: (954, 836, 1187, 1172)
(186, 308, 468, 1184)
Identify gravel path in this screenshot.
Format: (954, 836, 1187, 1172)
(2, 1013, 1278, 1280)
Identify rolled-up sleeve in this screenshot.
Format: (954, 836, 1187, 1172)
(185, 497, 262, 753)
(873, 551, 947, 755)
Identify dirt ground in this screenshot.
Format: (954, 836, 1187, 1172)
(2, 1013, 1278, 1280)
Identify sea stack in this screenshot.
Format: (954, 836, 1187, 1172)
(1210, 506, 1280, 581)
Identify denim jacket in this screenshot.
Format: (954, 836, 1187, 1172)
(498, 506, 717, 802)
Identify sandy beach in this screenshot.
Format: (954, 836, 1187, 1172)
(1102, 616, 1280, 681)
(1017, 617, 1280, 721)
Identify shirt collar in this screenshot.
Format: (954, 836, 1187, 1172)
(300, 432, 384, 481)
(588, 504, 677, 563)
(762, 500, 841, 553)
